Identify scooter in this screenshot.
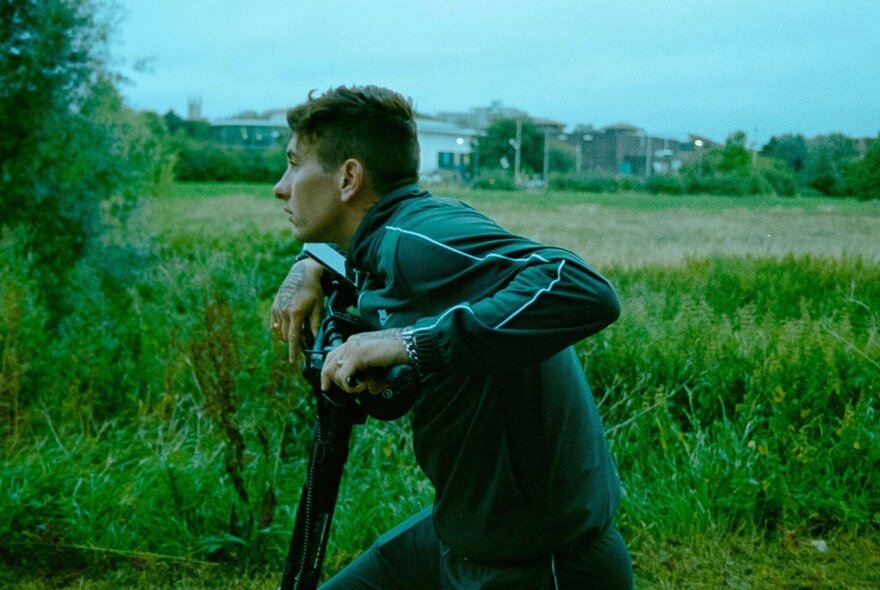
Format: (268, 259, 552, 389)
(278, 244, 416, 590)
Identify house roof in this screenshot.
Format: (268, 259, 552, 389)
(211, 118, 287, 128)
(604, 123, 641, 132)
(415, 117, 478, 137)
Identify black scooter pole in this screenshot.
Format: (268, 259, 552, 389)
(280, 288, 365, 590)
(278, 251, 416, 590)
(279, 391, 360, 589)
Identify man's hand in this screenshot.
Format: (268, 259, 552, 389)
(321, 328, 409, 395)
(271, 257, 325, 363)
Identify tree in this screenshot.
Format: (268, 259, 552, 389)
(802, 133, 858, 196)
(762, 134, 808, 173)
(719, 132, 752, 175)
(846, 138, 880, 200)
(1, 0, 167, 291)
(479, 119, 544, 176)
(549, 144, 576, 175)
(679, 131, 796, 196)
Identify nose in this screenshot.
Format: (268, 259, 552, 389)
(274, 168, 291, 201)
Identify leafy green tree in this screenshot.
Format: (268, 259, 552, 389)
(549, 143, 576, 174)
(718, 132, 752, 175)
(1, 0, 167, 290)
(846, 138, 880, 200)
(479, 119, 543, 174)
(762, 134, 808, 173)
(164, 109, 214, 140)
(679, 132, 796, 196)
(802, 133, 858, 196)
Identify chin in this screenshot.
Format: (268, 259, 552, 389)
(289, 226, 308, 241)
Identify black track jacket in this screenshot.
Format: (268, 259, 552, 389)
(347, 184, 622, 562)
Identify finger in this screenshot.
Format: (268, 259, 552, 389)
(323, 353, 366, 395)
(339, 372, 367, 394)
(278, 313, 290, 342)
(310, 304, 322, 339)
(321, 348, 342, 391)
(288, 338, 299, 365)
(338, 361, 368, 394)
(287, 320, 301, 362)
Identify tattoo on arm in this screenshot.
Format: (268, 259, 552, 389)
(354, 328, 403, 342)
(278, 265, 306, 301)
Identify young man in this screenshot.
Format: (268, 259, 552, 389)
(271, 85, 633, 589)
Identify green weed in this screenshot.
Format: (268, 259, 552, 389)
(1, 185, 878, 586)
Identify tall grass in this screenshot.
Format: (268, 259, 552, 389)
(593, 257, 879, 537)
(1, 193, 878, 581)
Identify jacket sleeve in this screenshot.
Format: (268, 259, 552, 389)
(398, 229, 621, 375)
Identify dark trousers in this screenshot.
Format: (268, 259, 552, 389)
(321, 508, 633, 590)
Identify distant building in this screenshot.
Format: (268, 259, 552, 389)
(211, 110, 288, 149)
(210, 110, 477, 180)
(416, 117, 478, 180)
(567, 124, 719, 177)
(187, 97, 203, 121)
(436, 100, 527, 131)
(530, 117, 566, 136)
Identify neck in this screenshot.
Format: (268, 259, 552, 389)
(336, 193, 380, 253)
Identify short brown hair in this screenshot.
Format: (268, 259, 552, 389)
(286, 86, 420, 195)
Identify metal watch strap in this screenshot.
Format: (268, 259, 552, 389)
(401, 327, 421, 374)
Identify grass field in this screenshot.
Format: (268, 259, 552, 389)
(2, 183, 879, 589)
(153, 182, 880, 266)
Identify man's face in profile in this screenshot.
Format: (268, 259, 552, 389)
(273, 135, 344, 244)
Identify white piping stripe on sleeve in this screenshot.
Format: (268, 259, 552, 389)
(411, 303, 477, 335)
(551, 555, 560, 590)
(386, 226, 550, 264)
(495, 260, 566, 329)
(405, 259, 566, 334)
(386, 224, 566, 334)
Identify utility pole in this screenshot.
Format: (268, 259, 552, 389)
(543, 129, 550, 185)
(514, 119, 523, 185)
(695, 139, 704, 177)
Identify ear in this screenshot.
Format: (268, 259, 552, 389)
(338, 158, 366, 204)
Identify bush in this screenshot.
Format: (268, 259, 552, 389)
(646, 174, 683, 195)
(594, 256, 879, 534)
(0, 0, 171, 301)
(2, 246, 877, 571)
(683, 173, 757, 196)
(173, 139, 285, 182)
(846, 138, 880, 200)
(549, 173, 620, 193)
(758, 160, 798, 196)
(471, 171, 518, 191)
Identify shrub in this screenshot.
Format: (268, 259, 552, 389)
(471, 171, 518, 191)
(846, 138, 880, 200)
(759, 160, 798, 196)
(646, 174, 683, 195)
(173, 139, 285, 183)
(549, 173, 619, 193)
(0, 0, 170, 304)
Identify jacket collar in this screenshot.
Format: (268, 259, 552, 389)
(348, 183, 428, 273)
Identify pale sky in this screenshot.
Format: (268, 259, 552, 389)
(114, 1, 880, 146)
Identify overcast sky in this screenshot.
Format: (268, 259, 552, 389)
(114, 1, 879, 146)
